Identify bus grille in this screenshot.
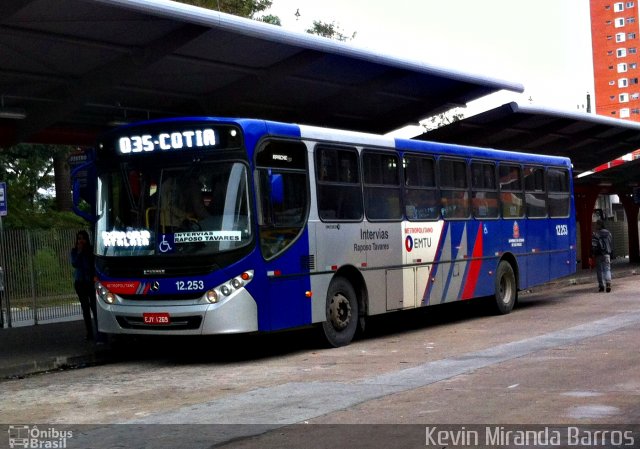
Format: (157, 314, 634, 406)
(116, 315, 202, 330)
(118, 293, 204, 301)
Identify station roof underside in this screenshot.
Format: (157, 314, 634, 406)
(0, 0, 523, 147)
(418, 102, 640, 176)
(1, 0, 639, 190)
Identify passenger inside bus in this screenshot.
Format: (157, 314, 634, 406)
(159, 175, 213, 232)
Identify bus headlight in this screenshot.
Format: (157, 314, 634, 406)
(206, 289, 219, 303)
(95, 281, 116, 304)
(205, 270, 253, 304)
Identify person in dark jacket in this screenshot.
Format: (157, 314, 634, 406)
(70, 230, 96, 339)
(593, 220, 614, 293)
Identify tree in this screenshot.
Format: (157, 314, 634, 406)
(53, 147, 72, 212)
(422, 109, 465, 132)
(175, 0, 279, 23)
(0, 144, 84, 229)
(306, 21, 356, 42)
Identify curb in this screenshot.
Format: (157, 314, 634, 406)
(1, 350, 110, 380)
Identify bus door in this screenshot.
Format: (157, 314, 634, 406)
(255, 140, 312, 331)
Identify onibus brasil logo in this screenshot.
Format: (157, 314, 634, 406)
(8, 425, 73, 448)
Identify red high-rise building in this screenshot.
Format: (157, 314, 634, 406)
(590, 0, 640, 166)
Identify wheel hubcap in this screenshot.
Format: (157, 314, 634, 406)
(329, 293, 351, 330)
(500, 276, 511, 304)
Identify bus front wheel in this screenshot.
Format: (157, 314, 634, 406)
(493, 261, 517, 314)
(322, 276, 358, 347)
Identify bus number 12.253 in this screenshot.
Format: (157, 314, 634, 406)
(176, 280, 205, 291)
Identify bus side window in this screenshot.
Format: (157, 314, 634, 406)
(404, 155, 438, 220)
(363, 150, 402, 221)
(471, 161, 499, 219)
(524, 166, 547, 218)
(499, 164, 524, 219)
(439, 158, 469, 219)
(547, 168, 571, 218)
(315, 145, 363, 221)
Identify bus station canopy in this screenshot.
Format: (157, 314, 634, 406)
(417, 102, 640, 176)
(574, 157, 640, 189)
(0, 0, 524, 147)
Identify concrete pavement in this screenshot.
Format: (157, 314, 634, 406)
(0, 261, 637, 380)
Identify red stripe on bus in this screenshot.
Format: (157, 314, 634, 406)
(462, 225, 484, 300)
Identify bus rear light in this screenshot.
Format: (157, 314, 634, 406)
(305, 291, 313, 298)
(267, 270, 282, 277)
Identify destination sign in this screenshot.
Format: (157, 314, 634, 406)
(117, 128, 219, 154)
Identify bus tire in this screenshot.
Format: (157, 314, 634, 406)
(322, 276, 358, 347)
(493, 260, 517, 314)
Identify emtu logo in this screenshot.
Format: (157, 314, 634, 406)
(405, 235, 414, 252)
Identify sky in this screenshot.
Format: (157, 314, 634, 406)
(265, 0, 595, 134)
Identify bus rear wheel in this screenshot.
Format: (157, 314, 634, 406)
(493, 260, 517, 314)
(322, 276, 358, 347)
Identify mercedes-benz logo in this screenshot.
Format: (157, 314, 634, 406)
(151, 281, 160, 291)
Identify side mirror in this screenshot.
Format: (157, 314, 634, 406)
(71, 161, 97, 223)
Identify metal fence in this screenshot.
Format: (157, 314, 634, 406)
(0, 229, 82, 327)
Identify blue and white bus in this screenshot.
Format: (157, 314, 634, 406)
(75, 117, 576, 347)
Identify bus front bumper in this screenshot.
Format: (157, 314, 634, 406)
(96, 289, 258, 336)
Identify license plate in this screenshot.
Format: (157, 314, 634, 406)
(143, 312, 170, 325)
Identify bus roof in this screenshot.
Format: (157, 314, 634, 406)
(103, 116, 572, 169)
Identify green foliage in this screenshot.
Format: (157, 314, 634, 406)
(422, 109, 465, 132)
(306, 21, 356, 42)
(4, 209, 89, 230)
(0, 144, 87, 229)
(1, 144, 55, 208)
(258, 14, 281, 25)
(175, 0, 275, 20)
(34, 247, 73, 295)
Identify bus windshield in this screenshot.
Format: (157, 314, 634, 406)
(96, 160, 252, 257)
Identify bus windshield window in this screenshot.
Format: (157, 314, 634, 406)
(96, 161, 251, 256)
